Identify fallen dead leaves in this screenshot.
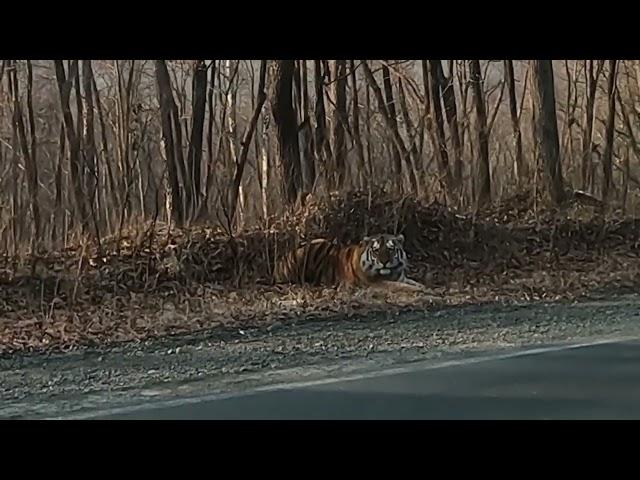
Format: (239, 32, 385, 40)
(1, 190, 640, 355)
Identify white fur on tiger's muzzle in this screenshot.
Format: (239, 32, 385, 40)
(362, 250, 406, 278)
(373, 258, 404, 276)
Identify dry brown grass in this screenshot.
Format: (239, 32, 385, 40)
(1, 190, 640, 354)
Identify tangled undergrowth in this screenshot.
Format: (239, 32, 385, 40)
(1, 189, 640, 354)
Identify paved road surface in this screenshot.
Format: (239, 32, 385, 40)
(83, 338, 640, 420)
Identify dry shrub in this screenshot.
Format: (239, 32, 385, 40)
(2, 190, 640, 305)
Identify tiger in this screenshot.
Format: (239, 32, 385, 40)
(273, 233, 425, 291)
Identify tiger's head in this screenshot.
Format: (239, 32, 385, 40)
(358, 233, 407, 280)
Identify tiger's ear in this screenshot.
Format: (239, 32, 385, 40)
(395, 234, 405, 245)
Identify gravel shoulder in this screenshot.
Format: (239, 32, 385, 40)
(2, 292, 640, 419)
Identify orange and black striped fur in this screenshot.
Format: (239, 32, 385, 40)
(273, 233, 425, 290)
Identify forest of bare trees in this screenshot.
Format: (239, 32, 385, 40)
(5, 58, 640, 356)
(0, 60, 637, 256)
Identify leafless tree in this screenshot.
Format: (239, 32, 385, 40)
(504, 60, 527, 186)
(530, 60, 566, 205)
(330, 60, 347, 190)
(437, 61, 463, 186)
(581, 60, 604, 191)
(187, 60, 207, 219)
(227, 60, 267, 227)
(54, 60, 89, 231)
(8, 61, 41, 253)
(426, 60, 453, 198)
(469, 60, 491, 207)
(361, 61, 418, 193)
(155, 60, 187, 226)
(601, 60, 618, 203)
(349, 60, 367, 188)
(271, 60, 302, 206)
(2, 59, 639, 257)
(381, 61, 403, 182)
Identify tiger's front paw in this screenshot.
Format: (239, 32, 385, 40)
(397, 277, 425, 290)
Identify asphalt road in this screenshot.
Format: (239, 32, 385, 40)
(88, 338, 640, 420)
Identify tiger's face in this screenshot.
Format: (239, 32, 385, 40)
(359, 234, 407, 280)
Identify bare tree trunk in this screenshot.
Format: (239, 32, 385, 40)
(364, 79, 373, 178)
(530, 60, 566, 205)
(397, 77, 422, 189)
(155, 60, 186, 226)
(420, 60, 433, 187)
(313, 60, 332, 182)
(293, 60, 303, 118)
(81, 60, 101, 245)
(8, 61, 41, 252)
(227, 60, 268, 227)
(622, 145, 630, 213)
(437, 61, 463, 185)
(294, 61, 315, 194)
(301, 60, 310, 117)
(54, 123, 66, 246)
(455, 60, 470, 152)
(201, 60, 217, 217)
(114, 62, 130, 217)
(427, 60, 453, 197)
(9, 116, 20, 253)
(469, 60, 491, 207)
(114, 61, 141, 238)
(271, 60, 302, 206)
(504, 60, 527, 187)
(90, 67, 118, 224)
(25, 61, 40, 246)
(617, 87, 640, 168)
(601, 60, 618, 204)
(581, 60, 603, 191)
(381, 61, 403, 184)
(224, 60, 245, 227)
(54, 60, 89, 231)
(259, 103, 271, 223)
(331, 60, 348, 189)
(349, 60, 367, 189)
(560, 61, 573, 168)
(186, 59, 207, 222)
(361, 61, 419, 193)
